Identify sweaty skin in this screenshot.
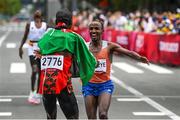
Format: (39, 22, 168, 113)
(83, 20, 149, 119)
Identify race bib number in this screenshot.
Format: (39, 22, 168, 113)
(41, 55, 64, 70)
(95, 59, 106, 72)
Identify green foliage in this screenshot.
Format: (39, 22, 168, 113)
(0, 0, 22, 16)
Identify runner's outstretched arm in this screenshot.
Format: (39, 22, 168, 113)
(109, 42, 149, 65)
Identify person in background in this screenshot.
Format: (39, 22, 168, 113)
(35, 8, 97, 119)
(19, 10, 47, 104)
(82, 19, 149, 119)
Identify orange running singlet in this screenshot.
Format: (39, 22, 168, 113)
(89, 41, 111, 83)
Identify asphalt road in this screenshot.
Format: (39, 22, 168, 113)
(0, 25, 180, 120)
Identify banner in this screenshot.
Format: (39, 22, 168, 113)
(128, 31, 138, 51)
(79, 28, 90, 42)
(146, 33, 160, 63)
(134, 32, 147, 56)
(78, 27, 180, 65)
(103, 28, 116, 42)
(159, 34, 180, 65)
(115, 30, 129, 49)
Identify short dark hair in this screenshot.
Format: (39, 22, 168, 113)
(55, 8, 72, 28)
(33, 10, 42, 19)
(92, 19, 104, 30)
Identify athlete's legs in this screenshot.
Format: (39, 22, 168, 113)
(98, 93, 112, 119)
(29, 55, 38, 91)
(28, 56, 40, 104)
(57, 87, 79, 119)
(84, 95, 98, 119)
(42, 94, 57, 119)
(36, 58, 41, 92)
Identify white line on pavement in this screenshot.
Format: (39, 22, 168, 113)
(10, 63, 26, 73)
(0, 31, 11, 47)
(5, 43, 28, 48)
(111, 75, 180, 120)
(138, 63, 173, 74)
(0, 112, 12, 116)
(0, 95, 28, 98)
(117, 98, 144, 102)
(6, 43, 16, 48)
(0, 95, 180, 98)
(0, 99, 12, 102)
(133, 112, 165, 116)
(113, 62, 144, 73)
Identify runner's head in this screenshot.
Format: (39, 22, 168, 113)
(55, 8, 72, 29)
(33, 10, 42, 22)
(89, 19, 104, 42)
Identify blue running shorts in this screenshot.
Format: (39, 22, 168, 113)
(82, 80, 114, 97)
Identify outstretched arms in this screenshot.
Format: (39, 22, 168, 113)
(109, 42, 149, 65)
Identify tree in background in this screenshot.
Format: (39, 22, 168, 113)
(0, 0, 21, 16)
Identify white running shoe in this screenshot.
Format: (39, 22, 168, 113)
(28, 91, 41, 105)
(34, 92, 41, 104)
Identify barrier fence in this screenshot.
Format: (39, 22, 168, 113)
(76, 28, 180, 66)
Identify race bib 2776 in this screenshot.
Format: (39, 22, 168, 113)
(41, 55, 64, 70)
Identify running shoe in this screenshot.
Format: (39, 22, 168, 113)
(28, 91, 41, 104)
(34, 92, 41, 104)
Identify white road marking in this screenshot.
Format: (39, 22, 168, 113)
(133, 112, 165, 116)
(0, 31, 11, 47)
(113, 62, 144, 73)
(111, 75, 180, 120)
(0, 99, 12, 102)
(0, 95, 28, 98)
(5, 43, 28, 48)
(138, 63, 173, 74)
(0, 112, 12, 116)
(117, 98, 144, 102)
(6, 43, 16, 48)
(10, 63, 26, 73)
(1, 95, 180, 98)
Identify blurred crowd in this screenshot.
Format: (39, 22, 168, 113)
(72, 8, 180, 34)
